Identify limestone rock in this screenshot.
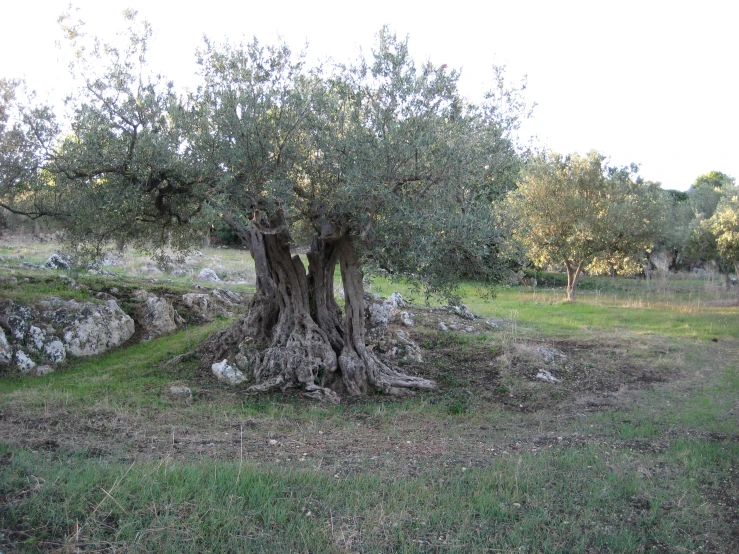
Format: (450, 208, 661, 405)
(366, 325, 424, 365)
(28, 325, 47, 352)
(0, 329, 12, 367)
(210, 288, 243, 305)
(14, 350, 37, 374)
(61, 300, 135, 357)
(7, 305, 32, 340)
(446, 304, 477, 320)
(368, 302, 390, 327)
(536, 347, 567, 364)
(387, 292, 409, 308)
(182, 293, 227, 320)
(132, 288, 151, 302)
(536, 369, 561, 384)
(366, 292, 414, 327)
(44, 253, 72, 270)
(140, 295, 178, 340)
(44, 340, 66, 364)
(212, 359, 247, 385)
(395, 311, 414, 327)
(198, 268, 220, 282)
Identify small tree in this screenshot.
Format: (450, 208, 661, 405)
(708, 189, 739, 294)
(679, 172, 737, 286)
(509, 151, 662, 301)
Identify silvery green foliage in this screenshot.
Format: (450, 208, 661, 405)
(708, 185, 739, 277)
(45, 11, 208, 260)
(509, 151, 664, 299)
(292, 29, 526, 298)
(19, 14, 527, 295)
(0, 79, 60, 220)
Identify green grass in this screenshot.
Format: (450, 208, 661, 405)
(1, 258, 738, 552)
(0, 321, 228, 406)
(2, 437, 735, 553)
(364, 271, 739, 340)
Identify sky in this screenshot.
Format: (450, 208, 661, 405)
(2, 0, 737, 191)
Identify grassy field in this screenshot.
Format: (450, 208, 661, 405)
(1, 239, 738, 553)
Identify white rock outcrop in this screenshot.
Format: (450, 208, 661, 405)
(0, 329, 12, 366)
(62, 300, 135, 357)
(211, 359, 247, 385)
(1, 298, 135, 373)
(363, 293, 423, 365)
(366, 292, 415, 328)
(536, 369, 561, 384)
(140, 295, 178, 340)
(44, 253, 72, 270)
(182, 293, 227, 319)
(197, 268, 220, 282)
(14, 350, 37, 374)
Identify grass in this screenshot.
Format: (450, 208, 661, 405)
(366, 272, 739, 341)
(1, 240, 738, 552)
(3, 437, 736, 553)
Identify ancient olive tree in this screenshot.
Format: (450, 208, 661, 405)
(43, 20, 526, 397)
(192, 30, 524, 397)
(508, 151, 662, 301)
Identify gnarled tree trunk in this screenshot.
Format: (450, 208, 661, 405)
(197, 220, 435, 399)
(336, 237, 436, 395)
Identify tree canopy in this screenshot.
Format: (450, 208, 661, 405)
(508, 151, 663, 300)
(8, 15, 529, 397)
(0, 79, 59, 222)
(708, 187, 739, 290)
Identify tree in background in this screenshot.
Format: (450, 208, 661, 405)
(708, 188, 739, 294)
(688, 171, 735, 220)
(0, 79, 60, 229)
(650, 188, 693, 272)
(677, 172, 737, 286)
(508, 151, 662, 301)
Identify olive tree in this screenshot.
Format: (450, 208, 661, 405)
(0, 79, 60, 226)
(42, 18, 526, 398)
(708, 188, 739, 293)
(508, 151, 662, 301)
(192, 30, 524, 396)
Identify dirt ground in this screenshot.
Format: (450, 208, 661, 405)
(3, 305, 735, 479)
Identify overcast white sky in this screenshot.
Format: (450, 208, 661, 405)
(2, 0, 737, 191)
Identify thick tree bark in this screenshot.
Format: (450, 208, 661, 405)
(336, 237, 436, 395)
(307, 236, 344, 353)
(197, 224, 435, 399)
